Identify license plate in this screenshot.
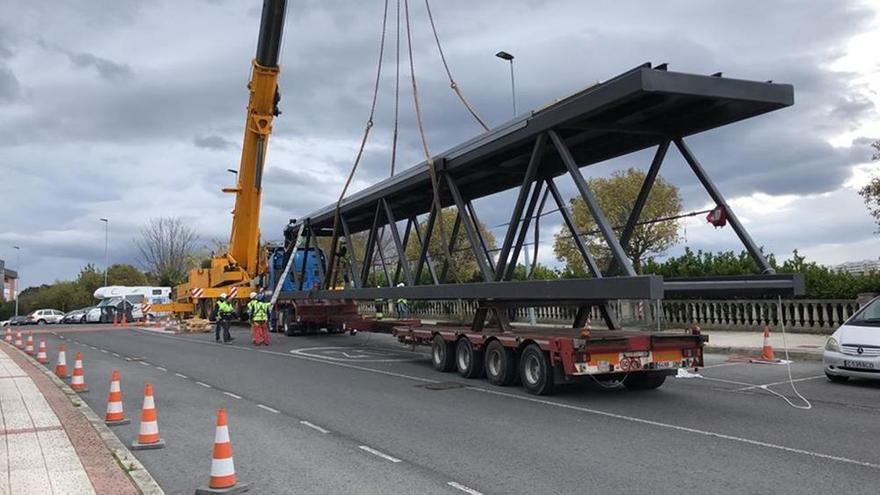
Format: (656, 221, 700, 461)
(844, 360, 875, 370)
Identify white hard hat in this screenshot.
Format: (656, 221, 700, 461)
(219, 293, 227, 299)
(250, 291, 257, 299)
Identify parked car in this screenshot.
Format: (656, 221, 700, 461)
(824, 296, 880, 382)
(84, 307, 104, 324)
(8, 315, 28, 326)
(62, 309, 87, 324)
(26, 309, 65, 325)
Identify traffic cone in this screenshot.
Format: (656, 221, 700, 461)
(121, 312, 128, 327)
(36, 339, 49, 364)
(104, 370, 130, 426)
(54, 345, 70, 378)
(24, 333, 34, 355)
(70, 352, 89, 392)
(195, 408, 250, 495)
(750, 326, 785, 364)
(131, 383, 165, 450)
(4, 327, 11, 343)
(113, 312, 119, 327)
(14, 331, 23, 349)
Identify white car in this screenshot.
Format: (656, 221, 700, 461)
(823, 296, 880, 382)
(27, 309, 66, 325)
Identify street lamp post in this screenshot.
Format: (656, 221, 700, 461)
(100, 218, 109, 287)
(495, 50, 516, 117)
(12, 246, 19, 318)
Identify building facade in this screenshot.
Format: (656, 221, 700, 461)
(1, 259, 17, 302)
(834, 258, 880, 276)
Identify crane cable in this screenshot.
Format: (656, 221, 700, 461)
(327, 0, 391, 285)
(424, 0, 490, 132)
(403, 0, 455, 280)
(391, 0, 401, 176)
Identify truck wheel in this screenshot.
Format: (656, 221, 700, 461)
(455, 338, 484, 379)
(623, 372, 667, 390)
(519, 344, 554, 395)
(431, 335, 455, 372)
(485, 340, 517, 386)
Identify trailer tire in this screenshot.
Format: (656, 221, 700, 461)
(622, 371, 667, 390)
(431, 335, 455, 372)
(455, 338, 484, 379)
(519, 344, 554, 395)
(484, 340, 517, 386)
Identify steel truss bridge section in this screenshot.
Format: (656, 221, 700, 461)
(277, 62, 804, 330)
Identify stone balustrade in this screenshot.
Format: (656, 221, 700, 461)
(356, 298, 862, 334)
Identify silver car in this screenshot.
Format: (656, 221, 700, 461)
(823, 296, 880, 382)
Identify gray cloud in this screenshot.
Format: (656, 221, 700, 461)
(194, 135, 235, 150)
(1, 0, 878, 287)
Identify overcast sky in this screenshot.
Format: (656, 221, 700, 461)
(1, 0, 879, 290)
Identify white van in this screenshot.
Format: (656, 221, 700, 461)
(93, 286, 171, 319)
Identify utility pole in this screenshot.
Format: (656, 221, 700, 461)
(495, 51, 516, 117)
(100, 218, 109, 287)
(12, 246, 20, 317)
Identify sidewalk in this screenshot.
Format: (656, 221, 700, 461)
(0, 341, 149, 494)
(702, 329, 827, 359)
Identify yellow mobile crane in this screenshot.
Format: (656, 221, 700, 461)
(157, 0, 287, 318)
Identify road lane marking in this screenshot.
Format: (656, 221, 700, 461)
(300, 421, 329, 434)
(223, 392, 242, 399)
(448, 481, 483, 495)
(132, 330, 880, 470)
(100, 349, 108, 354)
(140, 362, 151, 366)
(358, 445, 402, 463)
(155, 367, 167, 372)
(466, 386, 880, 470)
(196, 381, 212, 388)
(112, 353, 120, 358)
(175, 373, 188, 379)
(735, 375, 825, 391)
(257, 404, 280, 414)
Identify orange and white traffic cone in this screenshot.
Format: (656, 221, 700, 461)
(4, 327, 11, 343)
(70, 352, 89, 392)
(14, 331, 23, 349)
(131, 383, 165, 450)
(24, 333, 34, 355)
(36, 339, 49, 364)
(750, 326, 785, 364)
(113, 312, 119, 327)
(54, 345, 70, 378)
(104, 370, 130, 426)
(195, 408, 249, 494)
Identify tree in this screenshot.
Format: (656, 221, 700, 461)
(553, 168, 682, 274)
(135, 217, 200, 286)
(403, 207, 496, 283)
(858, 139, 880, 232)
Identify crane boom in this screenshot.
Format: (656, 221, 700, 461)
(226, 0, 287, 277)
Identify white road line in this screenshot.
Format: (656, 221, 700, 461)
(257, 404, 280, 414)
(447, 481, 483, 495)
(196, 381, 212, 388)
(124, 357, 132, 361)
(735, 375, 825, 391)
(100, 349, 108, 354)
(358, 445, 402, 463)
(700, 361, 747, 369)
(300, 421, 329, 434)
(223, 392, 242, 400)
(155, 367, 167, 372)
(466, 386, 880, 470)
(112, 353, 120, 357)
(175, 373, 188, 379)
(132, 329, 880, 471)
(140, 361, 151, 366)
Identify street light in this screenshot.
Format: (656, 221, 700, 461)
(12, 246, 20, 317)
(227, 168, 238, 182)
(99, 218, 109, 287)
(495, 50, 516, 117)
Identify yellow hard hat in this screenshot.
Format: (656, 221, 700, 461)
(219, 293, 227, 299)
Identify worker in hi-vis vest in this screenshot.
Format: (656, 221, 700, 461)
(249, 292, 271, 346)
(396, 282, 409, 319)
(214, 293, 235, 344)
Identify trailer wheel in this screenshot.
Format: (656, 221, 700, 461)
(455, 338, 484, 379)
(622, 371, 667, 390)
(485, 340, 517, 386)
(431, 335, 455, 372)
(519, 344, 554, 395)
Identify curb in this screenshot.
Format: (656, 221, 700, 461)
(3, 341, 165, 494)
(705, 345, 823, 362)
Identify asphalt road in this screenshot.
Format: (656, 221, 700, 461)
(33, 324, 880, 495)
